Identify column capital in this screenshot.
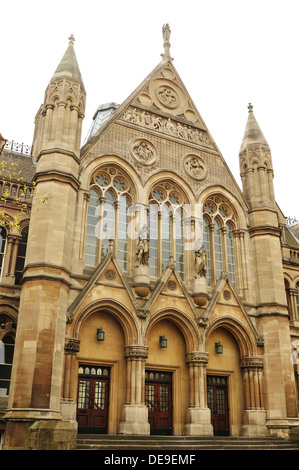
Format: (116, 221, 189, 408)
(124, 345, 149, 360)
(64, 337, 80, 355)
(186, 351, 209, 366)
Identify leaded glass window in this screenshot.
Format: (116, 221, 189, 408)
(0, 227, 7, 280)
(226, 222, 236, 285)
(203, 195, 237, 286)
(0, 334, 15, 396)
(148, 182, 186, 279)
(203, 216, 211, 285)
(84, 167, 131, 271)
(15, 226, 29, 285)
(214, 218, 223, 281)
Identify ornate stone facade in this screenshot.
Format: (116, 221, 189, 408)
(0, 29, 299, 450)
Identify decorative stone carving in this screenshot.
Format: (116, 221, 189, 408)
(135, 226, 150, 267)
(223, 290, 231, 300)
(135, 307, 150, 319)
(124, 345, 149, 360)
(64, 338, 80, 355)
(186, 351, 209, 366)
(120, 106, 214, 149)
(105, 269, 116, 280)
(131, 139, 157, 166)
(167, 280, 177, 291)
(194, 245, 207, 279)
(183, 154, 207, 181)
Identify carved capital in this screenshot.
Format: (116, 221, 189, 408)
(186, 351, 209, 366)
(124, 345, 149, 360)
(240, 357, 264, 370)
(64, 337, 80, 355)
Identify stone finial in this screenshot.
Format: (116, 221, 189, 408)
(161, 24, 172, 60)
(248, 102, 253, 113)
(68, 34, 75, 45)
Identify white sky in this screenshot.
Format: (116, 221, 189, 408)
(1, 0, 298, 221)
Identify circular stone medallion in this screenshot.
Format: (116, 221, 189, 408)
(183, 154, 208, 181)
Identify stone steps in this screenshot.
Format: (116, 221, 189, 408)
(76, 434, 299, 450)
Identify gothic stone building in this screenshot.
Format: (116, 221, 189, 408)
(1, 28, 299, 449)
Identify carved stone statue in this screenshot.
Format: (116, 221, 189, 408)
(194, 245, 207, 278)
(162, 23, 171, 42)
(162, 24, 171, 59)
(135, 225, 149, 267)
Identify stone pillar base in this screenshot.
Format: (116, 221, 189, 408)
(119, 404, 150, 435)
(184, 407, 213, 436)
(26, 420, 77, 450)
(241, 409, 268, 437)
(3, 419, 77, 450)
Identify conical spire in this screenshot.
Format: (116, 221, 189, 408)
(239, 103, 269, 153)
(51, 34, 85, 92)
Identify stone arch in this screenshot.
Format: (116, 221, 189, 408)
(145, 308, 201, 352)
(204, 316, 256, 358)
(72, 298, 139, 345)
(79, 155, 140, 199)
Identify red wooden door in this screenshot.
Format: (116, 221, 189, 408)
(77, 365, 110, 433)
(207, 375, 229, 435)
(145, 371, 172, 435)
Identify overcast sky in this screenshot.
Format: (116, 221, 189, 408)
(1, 0, 298, 221)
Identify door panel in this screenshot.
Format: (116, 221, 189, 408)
(145, 371, 172, 435)
(77, 365, 110, 433)
(207, 375, 229, 436)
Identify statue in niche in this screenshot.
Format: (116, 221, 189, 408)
(135, 225, 150, 267)
(194, 245, 207, 278)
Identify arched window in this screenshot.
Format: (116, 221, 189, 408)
(0, 226, 7, 280)
(203, 195, 236, 286)
(203, 216, 211, 285)
(149, 203, 158, 277)
(226, 222, 236, 285)
(297, 282, 299, 318)
(214, 218, 223, 282)
(148, 182, 185, 279)
(15, 226, 29, 285)
(0, 334, 15, 395)
(84, 168, 131, 271)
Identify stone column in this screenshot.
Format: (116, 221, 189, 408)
(119, 345, 150, 435)
(241, 357, 267, 436)
(184, 352, 213, 436)
(60, 338, 80, 425)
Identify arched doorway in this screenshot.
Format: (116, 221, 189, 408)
(206, 327, 244, 436)
(146, 318, 190, 436)
(75, 310, 126, 434)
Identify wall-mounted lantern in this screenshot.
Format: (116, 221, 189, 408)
(215, 341, 223, 354)
(159, 335, 167, 348)
(97, 327, 105, 342)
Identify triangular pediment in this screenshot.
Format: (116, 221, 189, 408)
(81, 58, 218, 157)
(67, 248, 139, 323)
(140, 259, 200, 322)
(198, 272, 263, 347)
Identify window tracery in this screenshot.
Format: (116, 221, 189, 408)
(148, 181, 185, 279)
(85, 167, 132, 271)
(202, 195, 236, 286)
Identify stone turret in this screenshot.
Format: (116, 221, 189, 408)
(33, 34, 86, 162)
(3, 36, 85, 450)
(239, 103, 275, 210)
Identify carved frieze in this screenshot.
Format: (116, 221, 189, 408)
(120, 106, 215, 150)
